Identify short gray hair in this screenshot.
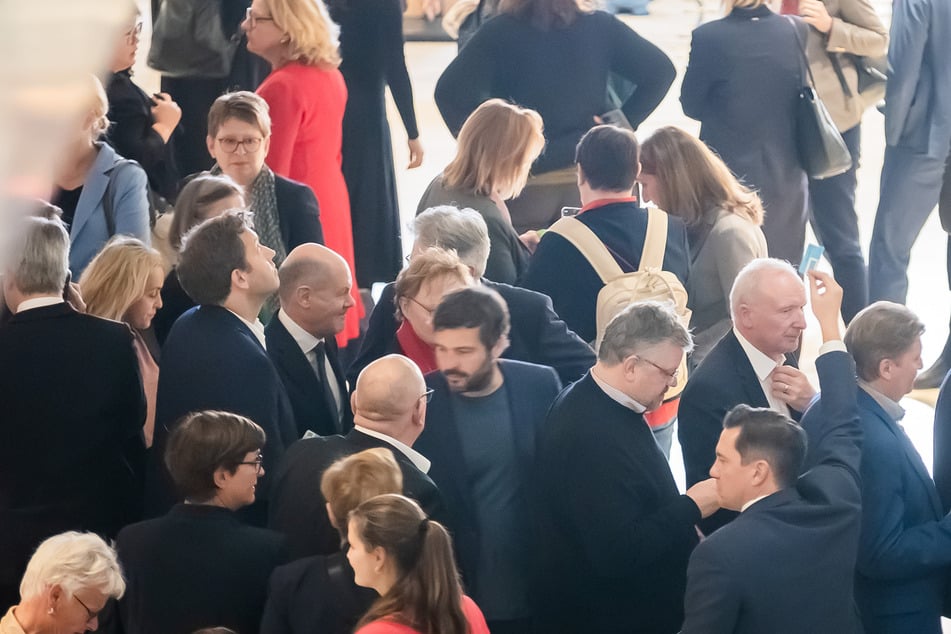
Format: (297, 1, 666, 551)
(729, 258, 800, 319)
(598, 301, 692, 364)
(4, 215, 70, 295)
(413, 206, 491, 278)
(19, 532, 125, 601)
(845, 301, 925, 382)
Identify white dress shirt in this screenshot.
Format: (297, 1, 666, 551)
(354, 425, 431, 474)
(16, 296, 64, 313)
(733, 328, 790, 416)
(277, 310, 344, 417)
(591, 367, 647, 414)
(227, 308, 267, 349)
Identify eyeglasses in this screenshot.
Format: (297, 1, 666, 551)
(124, 21, 143, 43)
(216, 137, 263, 153)
(245, 7, 275, 28)
(633, 355, 680, 382)
(407, 296, 437, 318)
(419, 388, 434, 403)
(239, 453, 265, 473)
(73, 594, 100, 622)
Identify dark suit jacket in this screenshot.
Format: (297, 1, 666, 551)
(265, 311, 351, 438)
(415, 360, 562, 597)
(848, 389, 950, 633)
(520, 200, 690, 344)
(534, 372, 701, 634)
(678, 330, 801, 532)
(148, 306, 298, 521)
(0, 303, 146, 607)
(681, 350, 862, 634)
(268, 429, 443, 559)
(273, 174, 325, 250)
(109, 504, 286, 634)
(259, 551, 377, 634)
(347, 280, 594, 387)
(934, 372, 951, 512)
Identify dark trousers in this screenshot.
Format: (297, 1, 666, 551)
(869, 140, 951, 304)
(808, 124, 867, 322)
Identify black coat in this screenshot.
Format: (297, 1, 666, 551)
(0, 303, 146, 607)
(347, 280, 594, 387)
(534, 373, 701, 634)
(681, 351, 862, 634)
(678, 330, 801, 533)
(265, 310, 352, 438)
(268, 429, 444, 559)
(108, 504, 286, 634)
(148, 306, 298, 522)
(259, 551, 377, 634)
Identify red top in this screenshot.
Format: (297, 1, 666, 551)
(258, 62, 364, 344)
(354, 596, 490, 634)
(395, 320, 438, 375)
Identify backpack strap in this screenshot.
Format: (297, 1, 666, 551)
(548, 216, 625, 283)
(639, 206, 669, 270)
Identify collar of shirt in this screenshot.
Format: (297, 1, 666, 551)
(741, 494, 770, 513)
(859, 381, 906, 421)
(591, 368, 647, 413)
(0, 607, 27, 634)
(579, 196, 639, 214)
(277, 309, 322, 356)
(354, 425, 431, 474)
(733, 328, 784, 382)
(227, 309, 267, 349)
(16, 295, 64, 313)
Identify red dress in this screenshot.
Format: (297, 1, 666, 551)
(258, 62, 363, 344)
(354, 596, 491, 634)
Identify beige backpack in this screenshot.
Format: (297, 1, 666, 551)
(548, 206, 691, 398)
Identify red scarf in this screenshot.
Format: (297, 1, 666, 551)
(395, 320, 438, 374)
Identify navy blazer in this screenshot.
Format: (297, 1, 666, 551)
(681, 350, 862, 634)
(265, 311, 351, 438)
(272, 174, 325, 251)
(848, 389, 950, 633)
(148, 306, 298, 522)
(519, 200, 690, 344)
(347, 280, 594, 387)
(68, 142, 150, 277)
(415, 360, 562, 595)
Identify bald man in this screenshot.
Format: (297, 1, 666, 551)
(266, 243, 356, 437)
(267, 355, 444, 559)
(679, 258, 819, 533)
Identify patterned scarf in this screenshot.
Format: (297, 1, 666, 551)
(246, 165, 288, 267)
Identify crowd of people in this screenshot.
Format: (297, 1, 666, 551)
(2, 0, 951, 632)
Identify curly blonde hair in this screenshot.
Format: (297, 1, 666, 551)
(269, 0, 341, 67)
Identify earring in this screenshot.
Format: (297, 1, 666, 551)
(48, 607, 54, 615)
(280, 36, 290, 44)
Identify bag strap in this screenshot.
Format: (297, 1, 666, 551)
(548, 217, 625, 283)
(640, 206, 668, 270)
(783, 15, 819, 90)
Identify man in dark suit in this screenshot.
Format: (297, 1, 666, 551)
(681, 271, 862, 633)
(842, 302, 951, 633)
(348, 205, 594, 387)
(416, 287, 562, 633)
(535, 301, 719, 634)
(0, 215, 146, 608)
(268, 354, 442, 559)
(520, 124, 690, 345)
(679, 258, 818, 532)
(267, 243, 353, 438)
(149, 210, 297, 523)
(868, 0, 951, 305)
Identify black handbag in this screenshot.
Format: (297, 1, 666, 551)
(148, 0, 240, 79)
(786, 16, 853, 180)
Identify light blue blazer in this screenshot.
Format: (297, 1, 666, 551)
(68, 142, 150, 276)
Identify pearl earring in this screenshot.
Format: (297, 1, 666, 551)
(48, 607, 54, 615)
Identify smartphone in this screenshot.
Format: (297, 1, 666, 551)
(798, 243, 825, 276)
(561, 206, 582, 218)
(599, 109, 634, 131)
(62, 270, 72, 301)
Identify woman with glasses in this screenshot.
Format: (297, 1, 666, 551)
(1, 531, 125, 634)
(242, 0, 363, 345)
(105, 12, 182, 203)
(111, 410, 286, 634)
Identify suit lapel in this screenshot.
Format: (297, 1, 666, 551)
(70, 144, 112, 240)
(499, 361, 535, 472)
(268, 314, 322, 393)
(725, 332, 770, 408)
(424, 373, 476, 524)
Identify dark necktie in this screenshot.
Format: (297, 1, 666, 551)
(314, 341, 342, 433)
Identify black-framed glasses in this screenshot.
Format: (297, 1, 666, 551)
(419, 388, 435, 403)
(239, 453, 265, 473)
(124, 21, 143, 42)
(216, 137, 263, 153)
(73, 594, 100, 622)
(245, 7, 275, 28)
(633, 355, 680, 381)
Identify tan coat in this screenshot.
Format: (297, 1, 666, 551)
(803, 0, 888, 132)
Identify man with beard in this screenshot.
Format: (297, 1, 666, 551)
(415, 286, 562, 634)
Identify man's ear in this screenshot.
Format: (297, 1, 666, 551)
(750, 459, 771, 487)
(877, 358, 893, 382)
(232, 267, 250, 291)
(633, 160, 642, 180)
(577, 164, 587, 188)
(206, 135, 217, 160)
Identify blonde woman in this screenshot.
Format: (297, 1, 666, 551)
(80, 236, 165, 446)
(639, 126, 768, 365)
(417, 99, 545, 284)
(243, 0, 363, 345)
(53, 75, 150, 277)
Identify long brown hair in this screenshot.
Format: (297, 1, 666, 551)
(498, 0, 595, 29)
(639, 126, 764, 227)
(351, 494, 469, 634)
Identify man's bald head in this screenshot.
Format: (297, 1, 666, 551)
(353, 355, 427, 426)
(279, 243, 349, 302)
(278, 243, 354, 338)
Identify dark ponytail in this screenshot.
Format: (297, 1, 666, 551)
(352, 494, 469, 634)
